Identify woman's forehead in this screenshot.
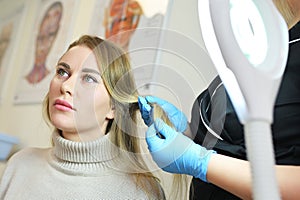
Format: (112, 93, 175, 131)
(60, 46, 99, 70)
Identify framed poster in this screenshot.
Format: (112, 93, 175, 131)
(88, 0, 171, 95)
(14, 0, 79, 104)
(0, 4, 24, 104)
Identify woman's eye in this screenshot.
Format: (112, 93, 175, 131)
(83, 74, 98, 83)
(56, 68, 69, 77)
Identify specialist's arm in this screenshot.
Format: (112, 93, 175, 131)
(207, 153, 300, 200)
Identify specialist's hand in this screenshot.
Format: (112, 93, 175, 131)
(138, 96, 188, 132)
(146, 119, 216, 182)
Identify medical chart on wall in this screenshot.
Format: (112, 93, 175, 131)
(88, 0, 170, 95)
(14, 0, 79, 104)
(0, 5, 24, 104)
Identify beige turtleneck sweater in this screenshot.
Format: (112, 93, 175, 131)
(0, 131, 164, 199)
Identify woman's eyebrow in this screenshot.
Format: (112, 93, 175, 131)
(82, 68, 101, 76)
(57, 62, 71, 69)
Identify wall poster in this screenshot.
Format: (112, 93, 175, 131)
(0, 4, 24, 104)
(14, 0, 79, 104)
(88, 0, 171, 95)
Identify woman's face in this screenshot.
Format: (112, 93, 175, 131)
(48, 45, 114, 141)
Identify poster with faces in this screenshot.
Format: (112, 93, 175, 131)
(88, 0, 170, 95)
(14, 0, 79, 104)
(0, 5, 24, 104)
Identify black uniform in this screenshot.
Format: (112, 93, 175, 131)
(189, 22, 300, 199)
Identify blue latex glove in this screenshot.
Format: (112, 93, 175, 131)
(138, 96, 188, 132)
(146, 118, 216, 182)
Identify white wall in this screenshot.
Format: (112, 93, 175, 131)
(0, 0, 50, 149)
(152, 0, 217, 120)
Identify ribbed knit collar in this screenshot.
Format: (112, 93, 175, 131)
(52, 131, 119, 163)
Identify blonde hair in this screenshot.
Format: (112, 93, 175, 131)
(152, 104, 190, 200)
(43, 35, 164, 199)
(273, 0, 298, 28)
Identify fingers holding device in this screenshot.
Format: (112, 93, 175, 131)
(138, 96, 188, 132)
(146, 118, 215, 182)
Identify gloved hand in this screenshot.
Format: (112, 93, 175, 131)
(146, 119, 216, 182)
(138, 96, 188, 132)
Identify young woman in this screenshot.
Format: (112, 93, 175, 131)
(0, 35, 165, 199)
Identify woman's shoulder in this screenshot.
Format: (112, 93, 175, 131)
(1, 147, 51, 183)
(7, 147, 50, 166)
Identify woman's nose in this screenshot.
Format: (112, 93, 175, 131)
(61, 76, 76, 96)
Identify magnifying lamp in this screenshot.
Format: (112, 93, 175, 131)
(198, 0, 289, 199)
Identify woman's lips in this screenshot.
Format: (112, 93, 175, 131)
(54, 99, 74, 111)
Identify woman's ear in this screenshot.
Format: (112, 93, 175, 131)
(106, 104, 115, 120)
